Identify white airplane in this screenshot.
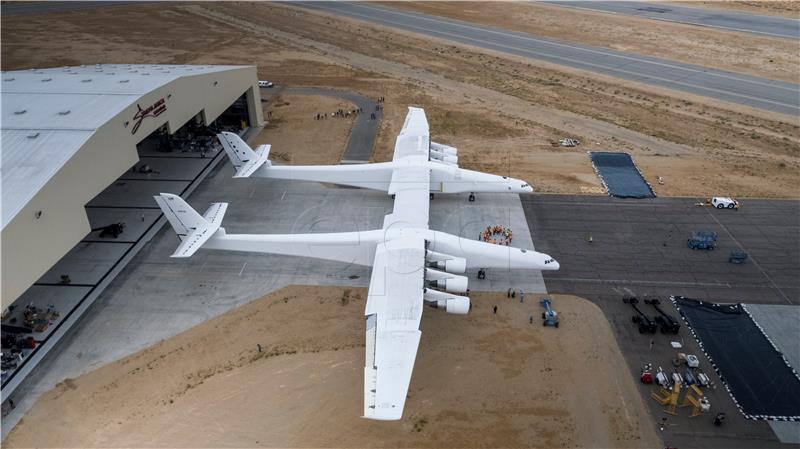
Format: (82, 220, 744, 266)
(154, 107, 559, 420)
(216, 113, 533, 198)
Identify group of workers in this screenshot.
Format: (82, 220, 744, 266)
(316, 108, 363, 120)
(480, 225, 513, 245)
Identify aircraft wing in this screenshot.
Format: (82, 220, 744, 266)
(384, 165, 430, 229)
(384, 108, 432, 229)
(363, 237, 425, 420)
(393, 107, 430, 161)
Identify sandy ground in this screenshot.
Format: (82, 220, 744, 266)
(258, 93, 356, 165)
(5, 286, 661, 448)
(1, 2, 797, 198)
(674, 0, 800, 17)
(389, 1, 800, 83)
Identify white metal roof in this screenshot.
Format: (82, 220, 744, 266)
(1, 64, 247, 228)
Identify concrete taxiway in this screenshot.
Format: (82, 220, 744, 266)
(298, 2, 800, 116)
(1, 159, 545, 438)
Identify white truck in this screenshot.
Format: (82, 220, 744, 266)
(711, 197, 739, 209)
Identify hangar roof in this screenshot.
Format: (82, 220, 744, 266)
(1, 64, 245, 228)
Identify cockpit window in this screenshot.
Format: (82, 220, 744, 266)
(520, 249, 527, 253)
(522, 184, 529, 188)
(502, 176, 508, 179)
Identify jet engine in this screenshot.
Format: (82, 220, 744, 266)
(431, 142, 458, 156)
(425, 250, 466, 274)
(425, 268, 468, 294)
(424, 288, 470, 315)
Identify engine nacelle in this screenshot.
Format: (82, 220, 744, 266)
(426, 250, 466, 274)
(425, 268, 468, 294)
(424, 289, 470, 315)
(431, 141, 458, 156)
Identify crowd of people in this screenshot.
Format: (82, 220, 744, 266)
(315, 107, 363, 120)
(480, 225, 513, 245)
(313, 96, 387, 121)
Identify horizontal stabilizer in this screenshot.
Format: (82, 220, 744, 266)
(218, 132, 272, 177)
(234, 144, 271, 178)
(153, 193, 227, 258)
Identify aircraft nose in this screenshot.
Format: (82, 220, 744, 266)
(541, 255, 559, 270)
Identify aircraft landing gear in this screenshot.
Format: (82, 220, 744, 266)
(468, 193, 475, 202)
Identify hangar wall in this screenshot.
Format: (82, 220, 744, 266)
(1, 66, 263, 308)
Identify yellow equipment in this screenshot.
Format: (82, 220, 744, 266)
(681, 384, 708, 418)
(651, 384, 681, 415)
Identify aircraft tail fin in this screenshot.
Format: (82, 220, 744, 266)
(153, 193, 227, 258)
(217, 132, 271, 178)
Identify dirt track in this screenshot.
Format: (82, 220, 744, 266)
(5, 286, 661, 448)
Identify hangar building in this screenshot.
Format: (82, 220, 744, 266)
(1, 64, 262, 308)
(0, 64, 263, 395)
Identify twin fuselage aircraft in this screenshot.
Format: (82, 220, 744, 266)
(154, 107, 559, 420)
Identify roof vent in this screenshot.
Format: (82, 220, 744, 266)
(14, 109, 27, 115)
(27, 132, 40, 139)
(81, 79, 92, 82)
(58, 110, 71, 115)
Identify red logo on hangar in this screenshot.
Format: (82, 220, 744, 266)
(131, 98, 167, 134)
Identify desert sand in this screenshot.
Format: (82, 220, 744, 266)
(5, 286, 660, 448)
(676, 1, 800, 17)
(389, 1, 800, 83)
(257, 93, 357, 165)
(1, 3, 798, 198)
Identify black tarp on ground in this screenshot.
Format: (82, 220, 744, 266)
(674, 296, 800, 420)
(589, 152, 655, 198)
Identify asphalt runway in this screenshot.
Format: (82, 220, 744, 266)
(521, 195, 800, 305)
(548, 1, 800, 39)
(0, 1, 141, 16)
(298, 2, 800, 117)
(521, 194, 800, 448)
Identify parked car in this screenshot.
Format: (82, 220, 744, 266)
(258, 80, 274, 88)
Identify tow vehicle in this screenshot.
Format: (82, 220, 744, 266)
(644, 299, 680, 334)
(623, 297, 657, 334)
(710, 197, 739, 209)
